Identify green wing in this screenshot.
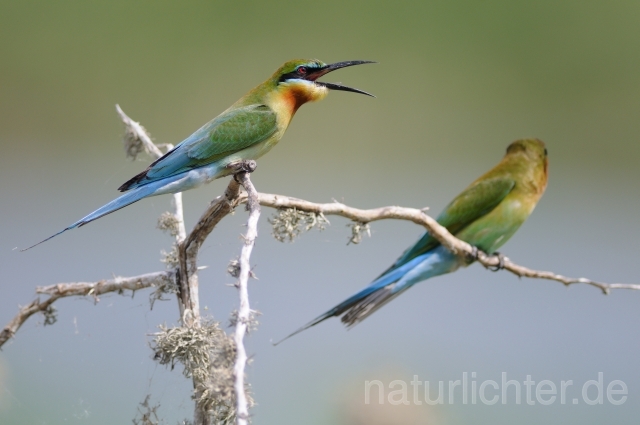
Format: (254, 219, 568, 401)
(120, 104, 277, 190)
(186, 104, 277, 160)
(378, 177, 515, 277)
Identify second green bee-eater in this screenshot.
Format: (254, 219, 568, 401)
(279, 139, 548, 342)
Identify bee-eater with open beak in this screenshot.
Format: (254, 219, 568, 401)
(277, 139, 548, 343)
(24, 59, 375, 250)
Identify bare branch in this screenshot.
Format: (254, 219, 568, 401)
(0, 296, 60, 348)
(233, 171, 260, 425)
(172, 187, 187, 243)
(0, 271, 175, 349)
(242, 192, 640, 294)
(489, 261, 640, 295)
(35, 271, 174, 298)
(176, 178, 242, 325)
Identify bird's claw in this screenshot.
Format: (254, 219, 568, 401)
(488, 252, 505, 271)
(229, 160, 257, 183)
(228, 159, 257, 174)
(466, 246, 479, 262)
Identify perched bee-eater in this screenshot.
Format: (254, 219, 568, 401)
(25, 59, 375, 250)
(278, 139, 548, 343)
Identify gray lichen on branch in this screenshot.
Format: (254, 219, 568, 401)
(117, 104, 163, 160)
(229, 309, 260, 335)
(347, 221, 371, 245)
(268, 207, 329, 242)
(158, 211, 183, 238)
(151, 320, 251, 425)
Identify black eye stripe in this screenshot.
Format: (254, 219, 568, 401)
(278, 71, 298, 82)
(278, 65, 321, 82)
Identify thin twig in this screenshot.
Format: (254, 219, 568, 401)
(0, 271, 174, 348)
(177, 178, 242, 325)
(489, 263, 640, 295)
(240, 192, 640, 294)
(233, 172, 260, 425)
(0, 296, 60, 348)
(172, 186, 187, 243)
(35, 271, 175, 297)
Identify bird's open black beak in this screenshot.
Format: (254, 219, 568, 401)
(308, 60, 376, 97)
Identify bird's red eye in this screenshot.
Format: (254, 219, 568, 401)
(297, 66, 307, 75)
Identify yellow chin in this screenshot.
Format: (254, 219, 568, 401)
(267, 80, 329, 122)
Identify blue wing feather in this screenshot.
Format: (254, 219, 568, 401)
(119, 105, 277, 191)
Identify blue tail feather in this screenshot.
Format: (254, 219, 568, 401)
(21, 183, 159, 251)
(274, 246, 462, 344)
(22, 160, 229, 251)
(273, 255, 429, 345)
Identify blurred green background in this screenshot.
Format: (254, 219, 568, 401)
(1, 1, 639, 424)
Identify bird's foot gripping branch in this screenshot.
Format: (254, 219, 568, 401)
(228, 159, 258, 176)
(487, 252, 506, 272)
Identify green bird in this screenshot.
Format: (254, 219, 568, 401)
(278, 139, 549, 342)
(25, 59, 375, 249)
